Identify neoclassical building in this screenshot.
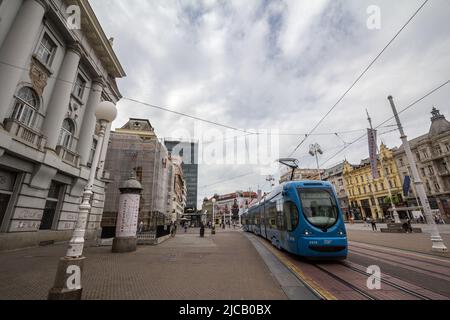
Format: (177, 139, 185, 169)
(394, 108, 450, 219)
(0, 0, 125, 250)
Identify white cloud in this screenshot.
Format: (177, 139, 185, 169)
(90, 0, 450, 207)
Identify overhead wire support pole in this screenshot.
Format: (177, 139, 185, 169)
(387, 96, 447, 252)
(366, 109, 400, 223)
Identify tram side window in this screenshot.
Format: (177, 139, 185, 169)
(267, 201, 276, 228)
(276, 199, 285, 230)
(284, 201, 299, 232)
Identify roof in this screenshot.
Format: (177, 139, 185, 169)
(65, 0, 126, 78)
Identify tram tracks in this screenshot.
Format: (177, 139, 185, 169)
(252, 235, 450, 300)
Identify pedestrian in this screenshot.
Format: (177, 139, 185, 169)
(138, 221, 144, 233)
(371, 218, 377, 231)
(184, 224, 188, 232)
(406, 217, 413, 233)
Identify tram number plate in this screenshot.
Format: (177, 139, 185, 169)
(324, 240, 332, 245)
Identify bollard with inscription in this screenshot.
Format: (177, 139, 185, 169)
(112, 175, 142, 253)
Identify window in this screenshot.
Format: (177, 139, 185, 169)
(428, 165, 434, 175)
(73, 74, 86, 99)
(380, 183, 384, 190)
(421, 167, 426, 177)
(283, 201, 299, 232)
(399, 158, 404, 166)
(360, 176, 364, 183)
(0, 170, 17, 229)
(297, 188, 338, 230)
(11, 87, 39, 126)
(36, 33, 57, 66)
(446, 143, 450, 153)
(422, 150, 429, 159)
(389, 180, 393, 188)
(363, 186, 367, 194)
(415, 152, 421, 161)
(434, 183, 441, 191)
(40, 181, 63, 230)
(58, 118, 75, 149)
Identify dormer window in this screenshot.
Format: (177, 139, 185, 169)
(73, 74, 86, 99)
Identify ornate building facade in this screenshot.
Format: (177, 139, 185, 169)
(322, 162, 350, 219)
(343, 144, 403, 220)
(0, 0, 125, 250)
(394, 108, 450, 219)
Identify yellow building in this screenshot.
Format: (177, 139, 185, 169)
(343, 144, 403, 220)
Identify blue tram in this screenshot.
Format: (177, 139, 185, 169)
(242, 180, 347, 259)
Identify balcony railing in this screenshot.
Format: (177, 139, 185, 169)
(438, 169, 450, 177)
(55, 145, 80, 167)
(4, 118, 46, 151)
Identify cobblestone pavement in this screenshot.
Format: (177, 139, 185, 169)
(0, 229, 287, 300)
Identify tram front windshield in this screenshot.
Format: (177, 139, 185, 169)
(297, 188, 338, 229)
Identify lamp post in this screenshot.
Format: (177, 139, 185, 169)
(48, 101, 118, 299)
(211, 198, 216, 234)
(309, 143, 323, 180)
(388, 96, 447, 252)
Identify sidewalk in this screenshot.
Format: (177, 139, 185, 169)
(0, 229, 287, 300)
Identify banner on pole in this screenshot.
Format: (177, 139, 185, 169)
(403, 175, 411, 197)
(367, 129, 379, 179)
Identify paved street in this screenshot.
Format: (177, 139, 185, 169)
(345, 223, 450, 257)
(0, 229, 286, 300)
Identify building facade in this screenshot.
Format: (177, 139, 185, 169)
(343, 144, 403, 221)
(279, 168, 324, 183)
(322, 162, 350, 219)
(202, 191, 257, 226)
(164, 139, 198, 212)
(0, 0, 125, 250)
(394, 108, 450, 219)
(101, 119, 175, 237)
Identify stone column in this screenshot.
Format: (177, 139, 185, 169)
(112, 175, 142, 253)
(77, 79, 103, 166)
(0, 0, 46, 125)
(42, 44, 81, 150)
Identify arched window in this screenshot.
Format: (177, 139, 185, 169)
(11, 87, 39, 126)
(58, 119, 75, 149)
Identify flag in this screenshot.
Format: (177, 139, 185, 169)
(367, 129, 379, 179)
(403, 175, 411, 197)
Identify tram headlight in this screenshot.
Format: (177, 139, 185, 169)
(304, 229, 312, 236)
(338, 229, 346, 236)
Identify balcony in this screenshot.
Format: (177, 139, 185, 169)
(438, 169, 450, 177)
(4, 118, 46, 151)
(55, 145, 80, 167)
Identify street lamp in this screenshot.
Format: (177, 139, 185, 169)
(309, 143, 323, 180)
(48, 101, 118, 299)
(211, 198, 216, 235)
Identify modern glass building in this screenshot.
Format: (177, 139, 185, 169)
(164, 139, 198, 212)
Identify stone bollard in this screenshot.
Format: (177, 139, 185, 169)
(112, 175, 142, 253)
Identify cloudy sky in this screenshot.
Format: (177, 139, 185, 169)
(90, 0, 450, 207)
